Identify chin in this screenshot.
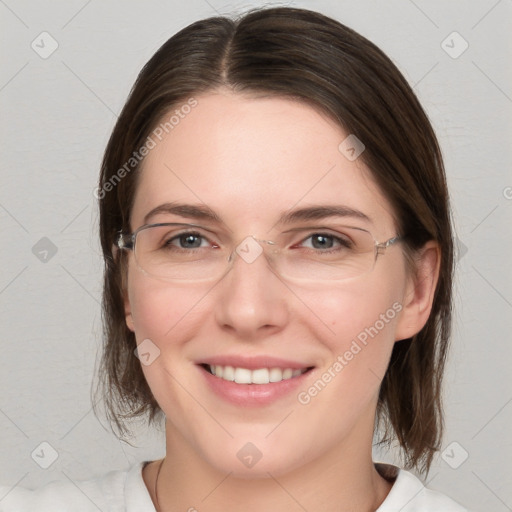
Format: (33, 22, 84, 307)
(199, 436, 311, 480)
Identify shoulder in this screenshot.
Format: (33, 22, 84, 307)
(376, 463, 470, 512)
(0, 462, 151, 512)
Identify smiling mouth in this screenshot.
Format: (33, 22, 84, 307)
(201, 364, 313, 384)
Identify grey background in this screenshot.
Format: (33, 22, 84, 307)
(0, 0, 511, 510)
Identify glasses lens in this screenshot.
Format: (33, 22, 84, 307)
(134, 224, 226, 281)
(274, 227, 376, 281)
(133, 224, 377, 282)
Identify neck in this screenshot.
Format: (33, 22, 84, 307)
(145, 415, 393, 512)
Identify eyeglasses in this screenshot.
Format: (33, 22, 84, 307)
(116, 222, 402, 282)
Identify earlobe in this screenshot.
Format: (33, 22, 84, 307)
(112, 243, 119, 261)
(124, 288, 135, 332)
(395, 241, 441, 341)
(125, 309, 135, 332)
(119, 255, 135, 332)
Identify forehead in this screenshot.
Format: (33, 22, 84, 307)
(131, 91, 397, 233)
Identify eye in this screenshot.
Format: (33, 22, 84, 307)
(299, 233, 353, 251)
(166, 232, 210, 250)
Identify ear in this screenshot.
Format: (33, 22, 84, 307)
(395, 241, 441, 341)
(124, 292, 135, 332)
(120, 256, 135, 333)
(111, 243, 119, 260)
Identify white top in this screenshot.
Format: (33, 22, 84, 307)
(0, 462, 469, 511)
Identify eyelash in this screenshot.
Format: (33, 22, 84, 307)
(163, 231, 353, 252)
(163, 231, 212, 251)
(296, 233, 353, 252)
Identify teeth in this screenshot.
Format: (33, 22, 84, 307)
(234, 367, 252, 384)
(282, 368, 292, 380)
(222, 365, 235, 381)
(269, 368, 283, 382)
(251, 368, 269, 384)
(208, 365, 307, 384)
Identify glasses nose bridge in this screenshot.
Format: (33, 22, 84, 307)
(227, 235, 280, 269)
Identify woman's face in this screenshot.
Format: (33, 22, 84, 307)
(124, 91, 416, 477)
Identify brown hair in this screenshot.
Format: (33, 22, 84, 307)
(94, 7, 454, 475)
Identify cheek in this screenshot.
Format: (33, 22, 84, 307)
(126, 271, 212, 409)
(127, 266, 210, 342)
(308, 279, 403, 345)
(302, 273, 406, 396)
(296, 288, 402, 417)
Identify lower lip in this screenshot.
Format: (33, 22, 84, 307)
(199, 365, 314, 406)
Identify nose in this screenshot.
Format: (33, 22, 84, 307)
(214, 240, 289, 340)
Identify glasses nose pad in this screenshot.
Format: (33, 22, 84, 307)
(226, 238, 278, 273)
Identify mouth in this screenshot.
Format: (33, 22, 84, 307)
(200, 363, 312, 384)
(197, 359, 315, 406)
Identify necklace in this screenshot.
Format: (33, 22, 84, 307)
(154, 458, 165, 511)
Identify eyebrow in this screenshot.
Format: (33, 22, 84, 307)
(143, 202, 372, 226)
(143, 203, 223, 225)
(278, 205, 372, 226)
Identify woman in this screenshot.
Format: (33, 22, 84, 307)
(0, 7, 469, 511)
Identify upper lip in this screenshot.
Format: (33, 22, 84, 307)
(198, 355, 314, 370)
